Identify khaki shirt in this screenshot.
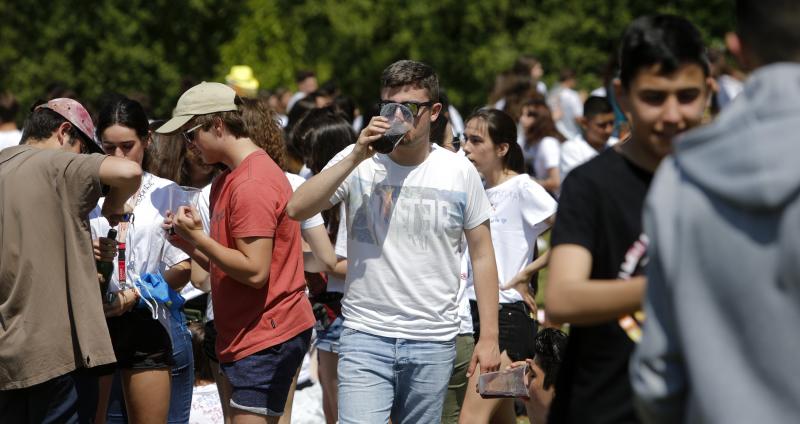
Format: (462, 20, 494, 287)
(0, 145, 115, 390)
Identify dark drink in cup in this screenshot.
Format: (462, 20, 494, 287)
(375, 103, 413, 154)
(373, 133, 405, 154)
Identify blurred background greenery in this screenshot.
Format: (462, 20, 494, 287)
(0, 0, 734, 121)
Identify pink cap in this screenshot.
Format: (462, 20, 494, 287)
(35, 98, 103, 153)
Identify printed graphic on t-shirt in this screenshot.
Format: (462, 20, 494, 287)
(618, 233, 649, 342)
(349, 178, 466, 251)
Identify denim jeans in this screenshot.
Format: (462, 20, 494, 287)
(337, 327, 456, 424)
(107, 312, 194, 423)
(167, 311, 194, 423)
(0, 373, 80, 424)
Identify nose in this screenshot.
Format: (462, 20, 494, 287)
(661, 96, 682, 127)
(112, 147, 126, 158)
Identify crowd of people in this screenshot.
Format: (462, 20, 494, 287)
(1, 1, 799, 423)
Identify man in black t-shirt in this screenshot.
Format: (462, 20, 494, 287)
(544, 16, 712, 424)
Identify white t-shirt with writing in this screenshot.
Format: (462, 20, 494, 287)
(89, 172, 190, 293)
(464, 174, 557, 303)
(326, 144, 491, 341)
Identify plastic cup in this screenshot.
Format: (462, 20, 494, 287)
(478, 364, 530, 399)
(372, 103, 414, 154)
(167, 186, 202, 235)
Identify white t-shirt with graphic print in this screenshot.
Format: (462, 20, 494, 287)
(89, 172, 190, 293)
(464, 174, 557, 303)
(326, 143, 491, 341)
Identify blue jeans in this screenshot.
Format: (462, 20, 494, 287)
(337, 328, 456, 424)
(167, 312, 194, 423)
(0, 373, 80, 424)
(107, 312, 194, 423)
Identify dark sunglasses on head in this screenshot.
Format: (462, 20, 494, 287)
(378, 100, 434, 116)
(182, 124, 203, 143)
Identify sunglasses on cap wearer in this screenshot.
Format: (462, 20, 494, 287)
(182, 124, 203, 144)
(377, 100, 435, 117)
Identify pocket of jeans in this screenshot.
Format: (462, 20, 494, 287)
(340, 327, 358, 338)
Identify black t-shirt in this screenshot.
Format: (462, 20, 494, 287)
(547, 148, 652, 424)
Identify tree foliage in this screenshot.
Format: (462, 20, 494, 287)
(1, 0, 734, 122)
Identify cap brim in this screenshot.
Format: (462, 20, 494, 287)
(156, 115, 194, 134)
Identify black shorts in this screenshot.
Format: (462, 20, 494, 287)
(470, 300, 538, 362)
(204, 320, 218, 363)
(106, 308, 174, 370)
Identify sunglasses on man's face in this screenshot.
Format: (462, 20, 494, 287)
(378, 100, 434, 117)
(182, 124, 203, 144)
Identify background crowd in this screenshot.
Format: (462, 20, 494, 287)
(2, 1, 799, 424)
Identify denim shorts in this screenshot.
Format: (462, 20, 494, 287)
(470, 300, 538, 362)
(315, 316, 344, 353)
(220, 329, 312, 416)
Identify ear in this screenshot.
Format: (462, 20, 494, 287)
(577, 116, 589, 131)
(613, 78, 631, 116)
(496, 142, 510, 158)
(430, 102, 443, 123)
(212, 117, 225, 137)
(55, 122, 71, 146)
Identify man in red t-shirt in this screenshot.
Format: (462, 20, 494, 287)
(158, 82, 314, 424)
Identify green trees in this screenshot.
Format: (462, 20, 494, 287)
(0, 0, 734, 122)
(0, 0, 242, 119)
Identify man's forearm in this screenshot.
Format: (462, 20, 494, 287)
(548, 276, 646, 325)
(472, 254, 500, 340)
(287, 153, 361, 221)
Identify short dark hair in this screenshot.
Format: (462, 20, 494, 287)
(0, 91, 19, 124)
(20, 106, 88, 148)
(380, 60, 439, 102)
(583, 96, 613, 119)
(534, 328, 568, 390)
(295, 70, 316, 83)
(618, 15, 710, 89)
(559, 68, 576, 82)
(465, 109, 525, 174)
(736, 0, 800, 64)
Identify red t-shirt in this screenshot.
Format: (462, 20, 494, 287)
(209, 150, 313, 362)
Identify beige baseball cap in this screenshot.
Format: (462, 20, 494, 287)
(156, 82, 238, 134)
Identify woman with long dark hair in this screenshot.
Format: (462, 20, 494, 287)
(458, 109, 557, 424)
(89, 96, 192, 423)
(290, 106, 355, 424)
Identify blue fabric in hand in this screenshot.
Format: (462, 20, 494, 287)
(135, 273, 186, 322)
(135, 272, 172, 309)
